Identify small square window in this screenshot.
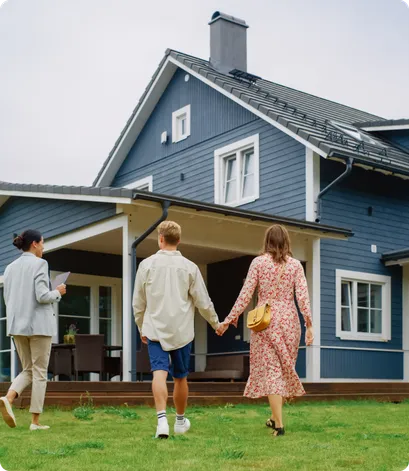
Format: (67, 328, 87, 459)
(336, 270, 391, 342)
(215, 134, 260, 207)
(172, 105, 191, 143)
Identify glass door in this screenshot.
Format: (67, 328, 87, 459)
(58, 285, 91, 342)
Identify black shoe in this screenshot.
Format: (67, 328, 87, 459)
(266, 418, 275, 428)
(273, 427, 285, 437)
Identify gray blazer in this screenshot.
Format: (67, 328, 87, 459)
(3, 252, 61, 337)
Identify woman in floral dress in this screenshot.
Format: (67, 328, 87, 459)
(217, 225, 314, 436)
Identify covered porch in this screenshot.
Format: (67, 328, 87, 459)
(15, 192, 348, 385)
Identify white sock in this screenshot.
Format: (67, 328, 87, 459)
(157, 410, 167, 425)
(176, 413, 185, 424)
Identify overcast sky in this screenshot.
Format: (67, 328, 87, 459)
(0, 0, 408, 186)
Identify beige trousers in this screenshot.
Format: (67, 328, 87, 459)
(10, 336, 52, 414)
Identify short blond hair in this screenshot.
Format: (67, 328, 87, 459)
(157, 221, 181, 245)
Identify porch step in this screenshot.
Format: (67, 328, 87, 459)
(2, 382, 409, 408)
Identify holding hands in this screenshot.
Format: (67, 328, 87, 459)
(216, 321, 229, 336)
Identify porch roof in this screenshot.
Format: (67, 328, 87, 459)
(0, 180, 353, 238)
(382, 248, 409, 266)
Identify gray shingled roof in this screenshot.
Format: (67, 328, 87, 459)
(382, 248, 409, 263)
(0, 180, 352, 237)
(94, 49, 409, 186)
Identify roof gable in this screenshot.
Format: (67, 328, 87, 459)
(95, 50, 409, 187)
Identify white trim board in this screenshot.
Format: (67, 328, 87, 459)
(44, 214, 128, 254)
(96, 57, 177, 186)
(124, 175, 153, 191)
(361, 125, 409, 132)
(306, 238, 320, 382)
(305, 149, 320, 222)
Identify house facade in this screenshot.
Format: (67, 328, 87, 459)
(1, 12, 408, 384)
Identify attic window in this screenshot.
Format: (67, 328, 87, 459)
(330, 121, 380, 146)
(172, 105, 191, 143)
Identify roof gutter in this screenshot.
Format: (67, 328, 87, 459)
(316, 157, 354, 223)
(130, 200, 171, 381)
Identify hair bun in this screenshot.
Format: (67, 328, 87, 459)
(13, 235, 24, 249)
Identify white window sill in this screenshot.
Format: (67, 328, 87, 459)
(172, 134, 189, 144)
(218, 196, 259, 208)
(338, 333, 390, 342)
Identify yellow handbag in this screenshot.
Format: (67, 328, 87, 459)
(247, 304, 271, 332)
(246, 262, 286, 332)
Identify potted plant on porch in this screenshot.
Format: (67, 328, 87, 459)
(64, 323, 79, 344)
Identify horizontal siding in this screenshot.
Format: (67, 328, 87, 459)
(320, 159, 408, 350)
(0, 197, 116, 275)
(321, 349, 403, 379)
(374, 130, 409, 152)
(113, 68, 306, 219)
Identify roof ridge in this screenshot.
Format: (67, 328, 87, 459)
(169, 49, 384, 121)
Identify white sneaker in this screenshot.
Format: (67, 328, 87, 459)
(0, 397, 16, 428)
(155, 421, 169, 439)
(174, 417, 191, 435)
(30, 424, 50, 431)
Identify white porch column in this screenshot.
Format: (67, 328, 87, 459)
(306, 237, 321, 382)
(122, 216, 133, 381)
(403, 265, 409, 381)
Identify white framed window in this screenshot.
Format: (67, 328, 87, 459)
(336, 270, 391, 342)
(214, 134, 260, 207)
(172, 105, 191, 143)
(124, 175, 153, 192)
(51, 272, 121, 348)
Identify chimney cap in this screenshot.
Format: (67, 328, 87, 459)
(209, 11, 248, 28)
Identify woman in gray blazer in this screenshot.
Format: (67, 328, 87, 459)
(0, 230, 66, 431)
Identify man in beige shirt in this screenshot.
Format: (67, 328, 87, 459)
(133, 221, 220, 439)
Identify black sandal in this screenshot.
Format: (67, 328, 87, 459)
(272, 427, 285, 437)
(266, 418, 275, 428)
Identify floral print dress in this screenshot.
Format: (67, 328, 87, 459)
(224, 254, 312, 399)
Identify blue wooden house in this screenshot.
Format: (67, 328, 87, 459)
(1, 12, 409, 386)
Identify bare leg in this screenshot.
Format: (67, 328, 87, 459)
(268, 394, 284, 428)
(5, 390, 17, 405)
(152, 370, 168, 412)
(32, 413, 41, 426)
(173, 377, 188, 415)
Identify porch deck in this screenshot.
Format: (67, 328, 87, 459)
(3, 382, 409, 408)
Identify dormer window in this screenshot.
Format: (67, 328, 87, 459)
(172, 105, 191, 143)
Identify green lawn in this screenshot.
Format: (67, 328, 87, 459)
(0, 399, 409, 471)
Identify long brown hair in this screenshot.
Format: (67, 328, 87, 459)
(262, 225, 292, 263)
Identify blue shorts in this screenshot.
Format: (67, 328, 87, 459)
(147, 340, 192, 379)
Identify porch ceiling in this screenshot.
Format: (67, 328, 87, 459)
(64, 226, 244, 265)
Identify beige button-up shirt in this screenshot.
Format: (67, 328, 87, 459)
(133, 250, 219, 351)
